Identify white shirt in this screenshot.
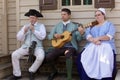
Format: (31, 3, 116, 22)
(17, 22, 46, 41)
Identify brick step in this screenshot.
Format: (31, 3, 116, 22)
(4, 70, 120, 80)
(0, 63, 12, 79)
(4, 72, 79, 80)
(115, 70, 120, 80)
(0, 54, 11, 65)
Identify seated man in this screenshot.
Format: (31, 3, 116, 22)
(10, 9, 46, 80)
(46, 8, 84, 80)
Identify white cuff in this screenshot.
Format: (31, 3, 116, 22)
(86, 34, 92, 40)
(106, 34, 113, 40)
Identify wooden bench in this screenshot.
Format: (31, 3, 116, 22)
(20, 47, 79, 75)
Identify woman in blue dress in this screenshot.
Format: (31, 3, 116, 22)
(77, 8, 117, 80)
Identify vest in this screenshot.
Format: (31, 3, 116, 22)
(21, 23, 43, 49)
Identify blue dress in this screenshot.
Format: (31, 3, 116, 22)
(77, 21, 117, 80)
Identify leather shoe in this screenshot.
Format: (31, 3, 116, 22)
(9, 75, 22, 80)
(29, 72, 34, 80)
(47, 71, 58, 80)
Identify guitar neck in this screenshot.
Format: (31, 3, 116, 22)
(71, 20, 98, 34)
(83, 20, 98, 28)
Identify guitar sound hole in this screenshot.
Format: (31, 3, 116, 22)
(61, 36, 64, 39)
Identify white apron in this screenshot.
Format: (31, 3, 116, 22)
(81, 43, 114, 79)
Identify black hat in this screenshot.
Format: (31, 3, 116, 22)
(24, 9, 43, 17)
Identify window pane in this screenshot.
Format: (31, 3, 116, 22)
(62, 0, 70, 6)
(84, 0, 92, 5)
(72, 0, 81, 5)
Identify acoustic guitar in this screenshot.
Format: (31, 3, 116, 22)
(51, 20, 98, 48)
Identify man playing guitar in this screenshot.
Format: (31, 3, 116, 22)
(46, 8, 84, 80)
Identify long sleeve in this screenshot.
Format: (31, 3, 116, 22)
(106, 22, 116, 40)
(16, 26, 26, 41)
(33, 24, 46, 40)
(74, 23, 83, 41)
(48, 26, 57, 40)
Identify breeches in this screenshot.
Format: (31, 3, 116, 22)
(45, 47, 76, 61)
(11, 47, 45, 76)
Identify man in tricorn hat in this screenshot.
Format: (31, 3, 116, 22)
(10, 9, 46, 80)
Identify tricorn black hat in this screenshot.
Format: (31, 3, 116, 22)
(24, 9, 43, 17)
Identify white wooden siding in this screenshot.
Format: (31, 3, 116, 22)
(7, 0, 17, 53)
(0, 0, 2, 54)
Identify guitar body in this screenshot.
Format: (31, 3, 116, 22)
(52, 31, 72, 48)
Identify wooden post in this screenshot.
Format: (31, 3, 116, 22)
(1, 0, 8, 54)
(16, 0, 21, 48)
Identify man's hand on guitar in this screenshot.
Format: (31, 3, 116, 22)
(54, 34, 63, 39)
(78, 27, 85, 35)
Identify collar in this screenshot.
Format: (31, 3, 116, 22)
(62, 20, 71, 25)
(33, 22, 38, 26)
(29, 22, 38, 26)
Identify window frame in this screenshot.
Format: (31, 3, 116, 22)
(59, 0, 94, 9)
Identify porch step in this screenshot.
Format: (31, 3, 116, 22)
(0, 63, 12, 79)
(4, 70, 120, 80)
(0, 54, 12, 79)
(115, 70, 120, 80)
(4, 73, 79, 80)
(0, 54, 11, 65)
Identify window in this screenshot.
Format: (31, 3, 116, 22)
(95, 0, 115, 8)
(39, 0, 57, 10)
(62, 0, 92, 6)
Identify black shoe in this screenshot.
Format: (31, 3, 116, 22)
(47, 71, 58, 80)
(29, 72, 34, 80)
(9, 75, 22, 80)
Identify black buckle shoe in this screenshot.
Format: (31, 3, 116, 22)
(29, 72, 34, 80)
(47, 71, 58, 80)
(9, 75, 22, 80)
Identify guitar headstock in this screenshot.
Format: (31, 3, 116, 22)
(91, 20, 98, 27)
(84, 20, 98, 28)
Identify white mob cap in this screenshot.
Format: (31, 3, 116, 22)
(98, 8, 106, 16)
